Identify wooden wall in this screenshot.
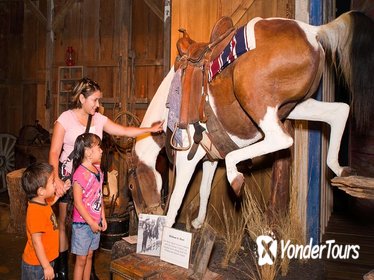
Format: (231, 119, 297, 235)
(130, 0, 165, 120)
(0, 1, 24, 136)
(0, 0, 165, 134)
(51, 0, 132, 126)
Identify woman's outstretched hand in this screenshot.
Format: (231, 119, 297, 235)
(150, 120, 164, 133)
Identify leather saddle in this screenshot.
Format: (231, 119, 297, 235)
(174, 17, 236, 129)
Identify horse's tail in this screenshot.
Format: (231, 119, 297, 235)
(317, 11, 374, 131)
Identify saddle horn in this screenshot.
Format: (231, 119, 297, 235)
(177, 28, 195, 56)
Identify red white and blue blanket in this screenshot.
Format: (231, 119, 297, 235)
(208, 25, 251, 82)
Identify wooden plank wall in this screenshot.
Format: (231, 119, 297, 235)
(1, 0, 165, 129)
(130, 0, 164, 120)
(0, 1, 24, 136)
(170, 0, 295, 232)
(52, 0, 131, 124)
(319, 1, 335, 240)
(0, 0, 135, 136)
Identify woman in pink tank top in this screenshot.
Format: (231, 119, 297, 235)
(49, 77, 164, 279)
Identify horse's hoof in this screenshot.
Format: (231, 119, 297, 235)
(191, 219, 203, 229)
(231, 174, 245, 196)
(340, 166, 357, 177)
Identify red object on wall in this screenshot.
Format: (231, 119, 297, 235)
(65, 46, 75, 66)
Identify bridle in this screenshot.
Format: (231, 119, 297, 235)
(126, 146, 163, 214)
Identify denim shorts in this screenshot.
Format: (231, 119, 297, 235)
(71, 222, 100, 256)
(21, 259, 54, 280)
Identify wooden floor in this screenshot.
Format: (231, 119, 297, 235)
(322, 197, 374, 280)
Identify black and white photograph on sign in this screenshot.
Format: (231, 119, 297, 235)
(136, 213, 166, 256)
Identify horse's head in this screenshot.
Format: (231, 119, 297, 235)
(126, 134, 165, 216)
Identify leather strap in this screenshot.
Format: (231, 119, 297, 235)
(67, 114, 92, 160)
(187, 122, 205, 160)
(199, 57, 210, 123)
(205, 102, 239, 158)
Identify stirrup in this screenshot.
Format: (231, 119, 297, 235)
(170, 123, 192, 151)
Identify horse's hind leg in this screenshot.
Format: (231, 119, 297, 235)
(191, 160, 218, 229)
(225, 107, 294, 195)
(287, 98, 351, 177)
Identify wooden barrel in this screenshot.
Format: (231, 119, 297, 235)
(100, 213, 129, 250)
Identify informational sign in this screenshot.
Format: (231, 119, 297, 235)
(160, 227, 192, 269)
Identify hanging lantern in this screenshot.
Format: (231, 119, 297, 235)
(65, 46, 75, 66)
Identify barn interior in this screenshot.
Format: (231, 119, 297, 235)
(0, 0, 373, 279)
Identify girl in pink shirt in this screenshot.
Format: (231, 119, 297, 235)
(69, 133, 107, 280)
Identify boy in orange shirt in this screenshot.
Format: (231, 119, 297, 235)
(21, 162, 61, 280)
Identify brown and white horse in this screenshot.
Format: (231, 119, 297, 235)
(128, 11, 374, 228)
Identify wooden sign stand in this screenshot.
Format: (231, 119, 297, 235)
(189, 224, 218, 280)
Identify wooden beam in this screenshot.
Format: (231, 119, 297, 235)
(134, 58, 164, 66)
(163, 0, 171, 75)
(52, 0, 77, 31)
(230, 0, 255, 25)
(268, 120, 293, 216)
(45, 0, 54, 128)
(190, 224, 217, 280)
(144, 0, 163, 21)
(331, 176, 374, 199)
(25, 0, 47, 26)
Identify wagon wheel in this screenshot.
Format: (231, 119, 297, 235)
(108, 111, 141, 216)
(0, 134, 17, 192)
(113, 110, 141, 154)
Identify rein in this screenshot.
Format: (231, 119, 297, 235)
(163, 149, 177, 215)
(126, 148, 145, 203)
(126, 147, 162, 214)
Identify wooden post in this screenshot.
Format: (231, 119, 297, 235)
(44, 0, 54, 129)
(331, 176, 374, 199)
(163, 0, 171, 75)
(190, 224, 217, 280)
(6, 168, 27, 236)
(267, 120, 293, 216)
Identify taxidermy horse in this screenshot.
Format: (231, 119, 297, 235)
(127, 11, 374, 229)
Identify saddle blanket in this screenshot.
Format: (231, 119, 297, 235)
(166, 69, 183, 146)
(208, 18, 260, 82)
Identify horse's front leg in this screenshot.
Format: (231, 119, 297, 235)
(191, 160, 218, 229)
(165, 145, 207, 228)
(225, 107, 294, 195)
(287, 98, 351, 176)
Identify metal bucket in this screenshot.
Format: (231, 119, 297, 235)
(100, 213, 129, 250)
